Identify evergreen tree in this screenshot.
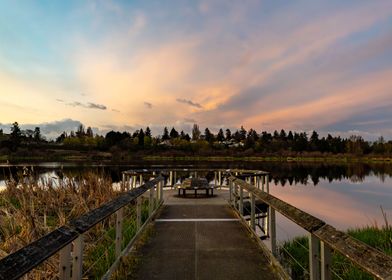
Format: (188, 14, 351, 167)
(287, 131, 294, 141)
(225, 129, 232, 140)
(162, 127, 170, 140)
(217, 129, 225, 142)
(33, 127, 41, 142)
(10, 122, 21, 149)
(86, 127, 93, 137)
(239, 126, 247, 141)
(138, 129, 145, 146)
(145, 126, 152, 137)
(204, 128, 213, 143)
(76, 124, 85, 138)
(170, 127, 179, 139)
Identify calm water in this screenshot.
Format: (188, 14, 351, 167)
(1, 161, 391, 242)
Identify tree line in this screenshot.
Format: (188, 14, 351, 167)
(1, 122, 392, 155)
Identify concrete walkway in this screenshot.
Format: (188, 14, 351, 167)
(133, 189, 279, 280)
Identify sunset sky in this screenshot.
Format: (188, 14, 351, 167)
(1, 0, 392, 139)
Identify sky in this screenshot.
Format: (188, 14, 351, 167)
(1, 0, 392, 139)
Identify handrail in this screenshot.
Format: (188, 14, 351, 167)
(0, 176, 164, 280)
(228, 175, 392, 280)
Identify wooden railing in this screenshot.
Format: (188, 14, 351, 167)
(228, 175, 392, 280)
(0, 176, 164, 280)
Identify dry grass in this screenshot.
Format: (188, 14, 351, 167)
(0, 172, 121, 279)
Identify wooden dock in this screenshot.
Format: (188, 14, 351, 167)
(132, 190, 280, 280)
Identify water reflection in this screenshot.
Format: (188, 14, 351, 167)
(1, 162, 391, 241)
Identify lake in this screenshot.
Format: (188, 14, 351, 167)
(1, 161, 391, 242)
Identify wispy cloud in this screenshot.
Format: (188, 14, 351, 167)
(144, 102, 152, 109)
(176, 98, 203, 108)
(65, 101, 107, 110)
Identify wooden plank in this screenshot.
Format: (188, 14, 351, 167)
(0, 226, 78, 280)
(230, 176, 325, 232)
(314, 224, 392, 280)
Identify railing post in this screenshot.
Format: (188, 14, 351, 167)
(159, 181, 163, 203)
(218, 171, 222, 186)
(115, 208, 123, 259)
(169, 171, 173, 186)
(270, 208, 277, 257)
(139, 174, 143, 186)
(132, 175, 136, 189)
(250, 192, 255, 231)
(59, 243, 72, 280)
(266, 175, 269, 193)
(149, 187, 153, 216)
(261, 175, 265, 191)
(321, 241, 332, 280)
(309, 234, 321, 280)
(71, 236, 83, 280)
(154, 184, 158, 209)
(121, 173, 126, 191)
(239, 187, 243, 215)
(229, 181, 233, 203)
(174, 171, 177, 186)
(136, 196, 142, 230)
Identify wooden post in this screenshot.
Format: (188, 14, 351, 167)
(309, 234, 320, 280)
(132, 175, 136, 189)
(121, 173, 126, 191)
(71, 236, 83, 280)
(139, 174, 143, 186)
(214, 172, 217, 186)
(262, 175, 265, 191)
(136, 197, 142, 231)
(115, 208, 123, 258)
(149, 188, 153, 216)
(169, 171, 173, 187)
(218, 171, 222, 186)
(159, 181, 163, 202)
(321, 241, 332, 280)
(173, 171, 177, 186)
(250, 192, 255, 231)
(59, 243, 72, 280)
(270, 208, 277, 257)
(229, 181, 233, 203)
(234, 184, 238, 208)
(154, 185, 158, 209)
(126, 175, 130, 190)
(239, 187, 243, 215)
(266, 174, 269, 193)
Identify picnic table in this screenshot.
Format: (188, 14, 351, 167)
(177, 178, 214, 197)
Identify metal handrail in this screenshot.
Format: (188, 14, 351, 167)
(0, 176, 164, 280)
(228, 175, 392, 280)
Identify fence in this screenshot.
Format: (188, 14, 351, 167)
(0, 176, 164, 280)
(228, 174, 392, 280)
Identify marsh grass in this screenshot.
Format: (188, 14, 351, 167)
(280, 214, 392, 279)
(0, 172, 150, 279)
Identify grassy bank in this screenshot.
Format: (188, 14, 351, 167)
(280, 225, 392, 279)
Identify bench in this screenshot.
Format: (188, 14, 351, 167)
(177, 178, 214, 197)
